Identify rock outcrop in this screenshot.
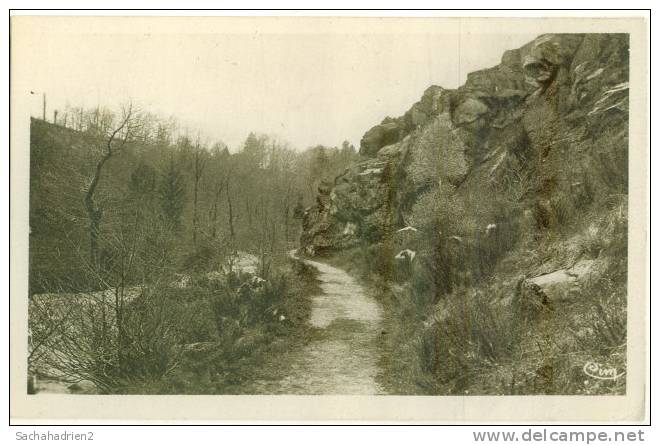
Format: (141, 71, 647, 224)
(301, 33, 629, 274)
(299, 33, 630, 396)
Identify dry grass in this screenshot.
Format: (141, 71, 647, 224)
(334, 198, 628, 396)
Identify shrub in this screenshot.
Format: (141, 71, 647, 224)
(418, 289, 521, 393)
(181, 238, 224, 273)
(574, 276, 627, 354)
(116, 292, 184, 388)
(29, 286, 185, 394)
(158, 286, 218, 344)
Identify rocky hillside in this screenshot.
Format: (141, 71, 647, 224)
(300, 34, 629, 394)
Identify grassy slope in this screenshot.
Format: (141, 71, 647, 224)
(321, 198, 627, 395)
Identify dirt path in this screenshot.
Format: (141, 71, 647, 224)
(242, 253, 386, 394)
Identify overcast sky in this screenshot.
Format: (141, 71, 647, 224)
(14, 17, 538, 151)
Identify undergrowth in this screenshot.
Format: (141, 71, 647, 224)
(325, 198, 628, 395)
(120, 258, 320, 394)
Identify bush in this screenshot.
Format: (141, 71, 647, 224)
(146, 259, 317, 394)
(418, 289, 521, 393)
(116, 292, 184, 388)
(181, 238, 226, 273)
(29, 285, 185, 394)
(158, 286, 218, 344)
(407, 178, 523, 301)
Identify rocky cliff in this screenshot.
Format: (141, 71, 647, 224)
(301, 33, 628, 281)
(300, 35, 629, 394)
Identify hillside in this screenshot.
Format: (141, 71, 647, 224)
(28, 118, 358, 294)
(300, 33, 629, 394)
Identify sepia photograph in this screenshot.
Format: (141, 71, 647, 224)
(9, 13, 649, 423)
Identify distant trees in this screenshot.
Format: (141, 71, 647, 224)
(208, 143, 230, 240)
(301, 142, 359, 202)
(31, 101, 361, 291)
(159, 157, 186, 232)
(129, 161, 157, 197)
(306, 146, 329, 199)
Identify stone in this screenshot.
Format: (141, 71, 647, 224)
(359, 120, 402, 156)
(453, 98, 489, 126)
(395, 249, 416, 262)
(522, 259, 596, 306)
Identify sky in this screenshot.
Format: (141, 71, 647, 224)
(14, 17, 539, 151)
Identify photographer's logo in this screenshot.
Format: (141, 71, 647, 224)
(583, 361, 624, 380)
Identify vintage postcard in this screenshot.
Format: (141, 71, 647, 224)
(9, 14, 649, 423)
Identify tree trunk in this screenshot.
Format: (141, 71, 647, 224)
(211, 182, 224, 239)
(89, 213, 101, 268)
(283, 184, 291, 243)
(211, 200, 218, 240)
(193, 183, 199, 246)
(246, 198, 252, 228)
(284, 204, 289, 243)
(192, 150, 205, 247)
(226, 179, 235, 241)
(83, 105, 133, 271)
(84, 153, 111, 270)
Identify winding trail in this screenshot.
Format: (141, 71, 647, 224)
(244, 253, 386, 394)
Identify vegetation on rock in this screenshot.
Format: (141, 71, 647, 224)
(301, 33, 629, 395)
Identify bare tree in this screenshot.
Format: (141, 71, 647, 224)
(83, 104, 140, 270)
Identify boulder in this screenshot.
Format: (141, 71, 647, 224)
(359, 120, 402, 156)
(519, 259, 597, 310)
(453, 97, 489, 126)
(360, 86, 451, 157)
